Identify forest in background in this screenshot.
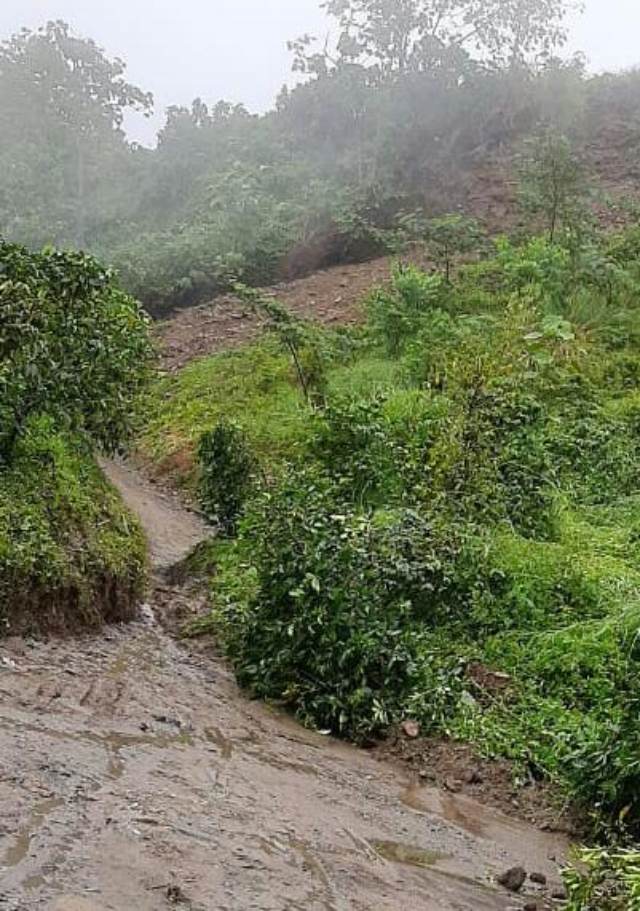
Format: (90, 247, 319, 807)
(2, 3, 640, 315)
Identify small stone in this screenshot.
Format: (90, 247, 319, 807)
(166, 885, 188, 905)
(497, 865, 527, 893)
(524, 903, 538, 911)
(529, 871, 547, 885)
(551, 887, 568, 901)
(401, 720, 420, 739)
(464, 768, 483, 785)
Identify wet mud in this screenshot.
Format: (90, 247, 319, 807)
(1, 464, 569, 910)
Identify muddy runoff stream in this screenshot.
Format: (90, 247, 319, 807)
(1, 462, 568, 910)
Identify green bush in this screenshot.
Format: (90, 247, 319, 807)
(198, 420, 257, 532)
(367, 264, 446, 355)
(215, 471, 464, 739)
(563, 846, 640, 910)
(0, 241, 153, 461)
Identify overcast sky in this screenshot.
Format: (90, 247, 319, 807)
(1, 0, 639, 145)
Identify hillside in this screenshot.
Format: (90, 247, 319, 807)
(135, 221, 640, 910)
(5, 3, 640, 908)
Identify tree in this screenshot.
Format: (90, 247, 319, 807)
(519, 131, 590, 243)
(0, 21, 152, 247)
(234, 284, 328, 403)
(292, 0, 579, 80)
(0, 241, 154, 461)
(398, 212, 485, 281)
(425, 214, 485, 281)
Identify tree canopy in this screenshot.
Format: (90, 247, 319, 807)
(0, 21, 152, 248)
(291, 0, 578, 78)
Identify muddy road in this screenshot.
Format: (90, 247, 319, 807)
(1, 465, 568, 910)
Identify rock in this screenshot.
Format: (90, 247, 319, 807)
(166, 884, 189, 904)
(529, 871, 547, 885)
(464, 768, 483, 785)
(401, 720, 420, 739)
(551, 887, 568, 901)
(153, 714, 181, 728)
(497, 865, 527, 893)
(444, 778, 463, 793)
(523, 903, 538, 911)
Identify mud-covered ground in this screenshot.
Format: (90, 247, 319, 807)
(1, 465, 570, 911)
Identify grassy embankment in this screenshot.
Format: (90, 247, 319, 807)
(141, 234, 640, 855)
(0, 419, 146, 635)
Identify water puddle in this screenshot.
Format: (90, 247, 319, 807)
(2, 797, 65, 868)
(0, 717, 194, 783)
(401, 782, 486, 837)
(400, 780, 569, 885)
(370, 839, 445, 868)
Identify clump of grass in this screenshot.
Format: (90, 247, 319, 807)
(140, 338, 313, 485)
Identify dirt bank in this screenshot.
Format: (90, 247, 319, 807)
(157, 257, 401, 373)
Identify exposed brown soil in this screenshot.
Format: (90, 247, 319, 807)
(2, 575, 143, 641)
(1, 461, 572, 911)
(100, 459, 207, 572)
(375, 733, 578, 837)
(158, 255, 426, 373)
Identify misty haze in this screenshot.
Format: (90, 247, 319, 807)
(2, 2, 640, 909)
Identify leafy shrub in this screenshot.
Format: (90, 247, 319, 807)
(549, 405, 640, 504)
(563, 846, 640, 910)
(309, 393, 394, 503)
(0, 241, 153, 461)
(216, 471, 464, 740)
(496, 235, 574, 310)
(198, 420, 257, 533)
(367, 264, 446, 355)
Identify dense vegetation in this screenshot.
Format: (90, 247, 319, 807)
(142, 216, 640, 901)
(3, 6, 640, 315)
(0, 241, 153, 632)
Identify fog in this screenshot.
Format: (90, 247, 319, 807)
(1, 0, 639, 145)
